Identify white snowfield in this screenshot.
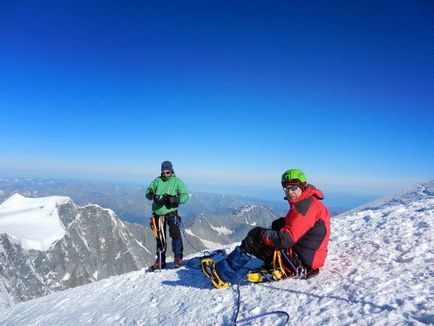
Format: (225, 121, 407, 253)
(0, 193, 70, 250)
(0, 183, 433, 325)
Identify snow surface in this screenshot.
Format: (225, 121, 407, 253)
(210, 224, 234, 235)
(0, 185, 433, 325)
(184, 228, 223, 248)
(0, 193, 70, 250)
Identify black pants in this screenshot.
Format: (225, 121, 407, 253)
(240, 226, 306, 273)
(240, 227, 276, 268)
(153, 212, 183, 263)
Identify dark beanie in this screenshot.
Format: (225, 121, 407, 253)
(161, 161, 173, 172)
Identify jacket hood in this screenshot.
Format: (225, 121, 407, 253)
(291, 184, 324, 202)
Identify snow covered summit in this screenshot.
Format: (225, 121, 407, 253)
(0, 181, 432, 325)
(0, 193, 71, 250)
(0, 194, 152, 310)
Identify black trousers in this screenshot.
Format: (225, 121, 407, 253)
(240, 227, 276, 268)
(240, 226, 305, 272)
(152, 212, 183, 262)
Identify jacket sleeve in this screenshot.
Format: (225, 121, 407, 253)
(145, 178, 157, 200)
(280, 199, 320, 246)
(176, 179, 189, 205)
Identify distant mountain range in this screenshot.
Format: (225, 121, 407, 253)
(1, 180, 432, 325)
(0, 194, 280, 309)
(0, 177, 346, 223)
(0, 177, 347, 310)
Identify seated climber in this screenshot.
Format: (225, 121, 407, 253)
(201, 169, 331, 288)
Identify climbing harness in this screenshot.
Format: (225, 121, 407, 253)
(247, 249, 289, 283)
(152, 215, 167, 272)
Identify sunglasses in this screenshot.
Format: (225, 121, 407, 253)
(162, 171, 172, 175)
(283, 185, 299, 192)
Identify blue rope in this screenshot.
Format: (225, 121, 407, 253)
(232, 282, 290, 325)
(185, 250, 226, 269)
(178, 220, 226, 269)
(178, 220, 203, 254)
(179, 219, 289, 324)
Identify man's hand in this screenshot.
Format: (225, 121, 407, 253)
(271, 217, 285, 231)
(146, 189, 154, 200)
(261, 230, 277, 247)
(153, 194, 167, 205)
(165, 195, 180, 208)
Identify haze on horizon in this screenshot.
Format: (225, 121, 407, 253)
(1, 1, 432, 206)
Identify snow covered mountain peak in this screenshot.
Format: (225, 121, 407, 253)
(0, 193, 71, 250)
(343, 180, 434, 215)
(1, 181, 433, 325)
(234, 204, 258, 215)
(0, 194, 152, 311)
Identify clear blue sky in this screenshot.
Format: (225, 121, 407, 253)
(0, 1, 433, 206)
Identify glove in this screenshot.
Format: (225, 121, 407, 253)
(149, 217, 155, 230)
(164, 195, 180, 209)
(146, 189, 154, 200)
(261, 230, 276, 247)
(153, 194, 167, 205)
(271, 217, 285, 231)
(247, 226, 265, 240)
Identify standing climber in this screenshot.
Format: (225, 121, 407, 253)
(146, 161, 189, 270)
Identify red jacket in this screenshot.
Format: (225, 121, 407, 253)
(265, 185, 330, 269)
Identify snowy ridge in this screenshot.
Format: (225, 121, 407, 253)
(342, 180, 434, 215)
(0, 194, 152, 310)
(0, 194, 71, 250)
(234, 205, 260, 226)
(0, 181, 433, 325)
(184, 228, 223, 248)
(234, 204, 257, 216)
(209, 224, 234, 235)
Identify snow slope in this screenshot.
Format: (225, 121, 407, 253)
(0, 183, 433, 325)
(0, 194, 70, 250)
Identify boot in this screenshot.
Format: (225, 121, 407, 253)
(150, 261, 166, 271)
(174, 257, 183, 269)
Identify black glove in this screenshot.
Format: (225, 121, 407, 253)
(246, 226, 266, 242)
(153, 194, 167, 205)
(271, 217, 285, 231)
(164, 195, 180, 208)
(146, 190, 154, 200)
(261, 230, 277, 247)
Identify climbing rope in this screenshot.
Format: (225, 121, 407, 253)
(178, 219, 226, 269)
(233, 281, 290, 325)
(231, 254, 290, 325)
(178, 218, 290, 325)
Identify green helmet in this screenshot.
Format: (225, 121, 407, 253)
(281, 169, 307, 184)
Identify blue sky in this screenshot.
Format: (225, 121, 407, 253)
(0, 1, 433, 207)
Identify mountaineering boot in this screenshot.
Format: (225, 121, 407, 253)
(173, 258, 183, 269)
(201, 258, 229, 289)
(247, 266, 276, 283)
(150, 261, 166, 272)
(305, 268, 319, 279)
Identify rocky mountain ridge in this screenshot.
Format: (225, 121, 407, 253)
(0, 194, 279, 310)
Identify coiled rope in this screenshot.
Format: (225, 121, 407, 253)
(179, 219, 290, 325)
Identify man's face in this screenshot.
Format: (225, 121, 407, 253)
(283, 184, 302, 201)
(162, 170, 172, 179)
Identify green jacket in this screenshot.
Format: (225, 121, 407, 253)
(145, 172, 189, 216)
